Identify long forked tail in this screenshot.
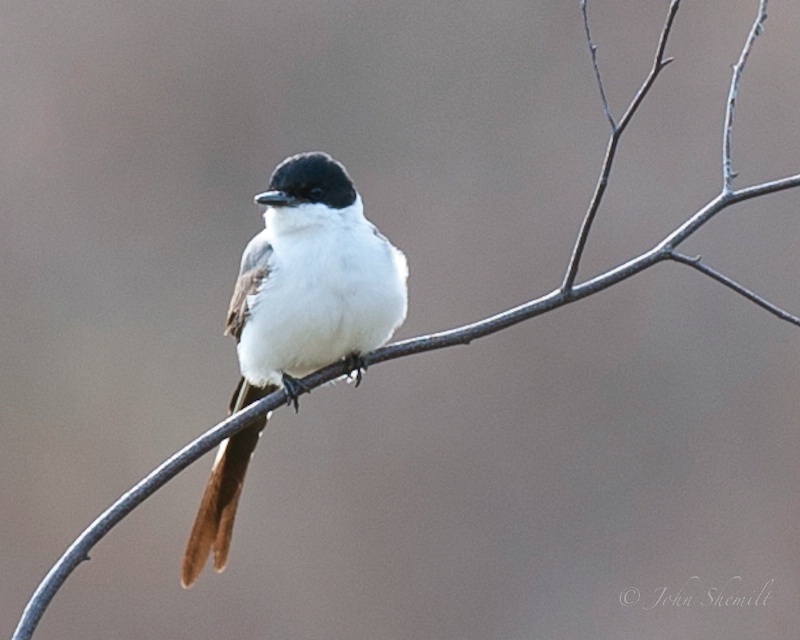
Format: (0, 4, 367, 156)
(181, 379, 275, 588)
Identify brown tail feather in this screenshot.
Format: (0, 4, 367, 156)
(181, 379, 274, 588)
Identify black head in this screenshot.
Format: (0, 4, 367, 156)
(254, 152, 357, 210)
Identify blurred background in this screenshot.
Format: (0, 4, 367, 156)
(2, 0, 800, 638)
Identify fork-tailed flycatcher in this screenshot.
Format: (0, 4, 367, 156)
(181, 151, 408, 587)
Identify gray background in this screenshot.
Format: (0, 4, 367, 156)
(3, 1, 799, 638)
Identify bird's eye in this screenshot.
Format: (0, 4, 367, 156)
(309, 187, 324, 200)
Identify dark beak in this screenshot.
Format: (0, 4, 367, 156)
(254, 190, 298, 207)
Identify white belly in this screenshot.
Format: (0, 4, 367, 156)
(236, 225, 407, 387)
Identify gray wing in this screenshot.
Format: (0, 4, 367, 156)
(224, 235, 273, 342)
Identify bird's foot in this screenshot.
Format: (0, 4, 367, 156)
(344, 353, 368, 387)
(281, 373, 310, 413)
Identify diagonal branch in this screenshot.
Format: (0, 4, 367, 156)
(562, 0, 680, 293)
(615, 0, 679, 135)
(668, 251, 800, 327)
(723, 0, 769, 192)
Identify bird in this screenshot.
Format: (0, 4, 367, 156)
(181, 151, 408, 588)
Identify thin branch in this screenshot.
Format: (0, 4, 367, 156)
(580, 0, 615, 129)
(669, 251, 800, 327)
(723, 0, 769, 193)
(727, 172, 800, 203)
(615, 0, 679, 135)
(650, 174, 800, 257)
(562, 0, 680, 293)
(10, 387, 294, 640)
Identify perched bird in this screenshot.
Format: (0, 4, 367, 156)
(181, 151, 408, 587)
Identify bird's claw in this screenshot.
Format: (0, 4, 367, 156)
(281, 374, 310, 412)
(345, 353, 368, 387)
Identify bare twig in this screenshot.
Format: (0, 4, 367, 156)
(562, 0, 680, 293)
(580, 0, 615, 128)
(11, 2, 799, 639)
(723, 0, 769, 192)
(615, 0, 679, 135)
(669, 251, 800, 327)
(10, 388, 294, 640)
